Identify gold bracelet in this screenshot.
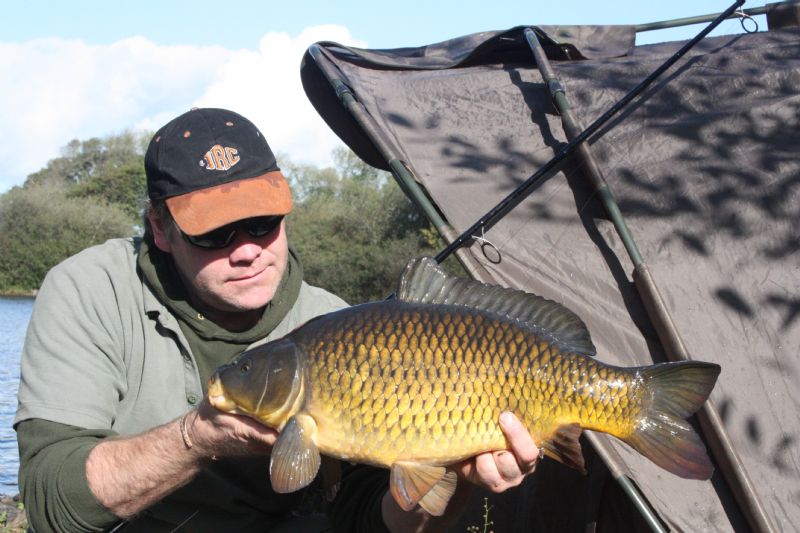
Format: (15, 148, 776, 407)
(179, 412, 194, 449)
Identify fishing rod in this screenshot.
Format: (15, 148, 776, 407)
(434, 0, 747, 264)
(522, 17, 775, 533)
(636, 4, 766, 33)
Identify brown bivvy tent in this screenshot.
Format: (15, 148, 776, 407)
(300, 2, 799, 531)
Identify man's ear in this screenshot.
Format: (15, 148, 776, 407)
(148, 210, 174, 253)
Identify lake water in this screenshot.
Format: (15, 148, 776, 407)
(0, 296, 33, 495)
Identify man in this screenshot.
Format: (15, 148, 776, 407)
(15, 107, 541, 532)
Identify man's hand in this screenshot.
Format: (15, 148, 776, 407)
(381, 412, 541, 532)
(185, 398, 278, 460)
(456, 412, 542, 492)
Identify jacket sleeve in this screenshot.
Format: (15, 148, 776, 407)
(329, 463, 392, 533)
(15, 418, 121, 532)
(15, 254, 130, 431)
(14, 249, 132, 531)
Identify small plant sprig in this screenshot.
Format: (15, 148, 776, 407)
(466, 497, 494, 533)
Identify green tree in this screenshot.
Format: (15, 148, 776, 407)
(286, 147, 439, 303)
(25, 131, 146, 188)
(280, 156, 339, 202)
(24, 131, 149, 222)
(0, 182, 135, 292)
(69, 159, 148, 220)
(0, 136, 449, 297)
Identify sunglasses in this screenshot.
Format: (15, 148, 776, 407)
(177, 216, 284, 249)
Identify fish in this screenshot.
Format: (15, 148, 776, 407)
(207, 256, 720, 516)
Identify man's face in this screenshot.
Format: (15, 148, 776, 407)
(149, 211, 289, 323)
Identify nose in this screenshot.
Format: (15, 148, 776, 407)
(227, 233, 263, 264)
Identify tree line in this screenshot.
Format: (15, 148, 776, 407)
(0, 132, 446, 303)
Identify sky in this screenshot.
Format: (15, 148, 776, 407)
(0, 0, 768, 192)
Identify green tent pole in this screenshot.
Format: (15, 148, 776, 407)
(523, 26, 775, 533)
(306, 45, 489, 281)
(304, 49, 447, 232)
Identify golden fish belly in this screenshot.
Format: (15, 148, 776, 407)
(291, 301, 644, 467)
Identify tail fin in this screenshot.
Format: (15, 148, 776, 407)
(623, 361, 720, 480)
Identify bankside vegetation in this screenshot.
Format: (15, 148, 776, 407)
(0, 132, 443, 303)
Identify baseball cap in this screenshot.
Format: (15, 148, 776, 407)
(145, 107, 292, 236)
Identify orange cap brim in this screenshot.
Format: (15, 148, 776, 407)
(166, 170, 292, 235)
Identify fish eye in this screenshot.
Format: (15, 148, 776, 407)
(240, 360, 252, 373)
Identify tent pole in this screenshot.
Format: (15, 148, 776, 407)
(521, 28, 666, 533)
(584, 432, 667, 533)
(306, 45, 489, 282)
(523, 25, 775, 533)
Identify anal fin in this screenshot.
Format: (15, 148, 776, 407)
(418, 469, 458, 516)
(541, 423, 587, 475)
(390, 462, 458, 516)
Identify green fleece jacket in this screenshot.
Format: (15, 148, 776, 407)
(15, 237, 390, 532)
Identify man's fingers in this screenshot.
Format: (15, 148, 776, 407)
(456, 412, 543, 495)
(473, 451, 500, 480)
(472, 452, 506, 491)
(499, 412, 541, 473)
(191, 399, 278, 457)
(494, 451, 522, 480)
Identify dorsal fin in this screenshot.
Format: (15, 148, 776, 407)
(397, 257, 596, 356)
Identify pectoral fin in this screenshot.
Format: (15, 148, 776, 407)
(541, 423, 587, 475)
(270, 414, 321, 493)
(390, 462, 458, 516)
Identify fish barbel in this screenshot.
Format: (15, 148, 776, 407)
(208, 257, 720, 516)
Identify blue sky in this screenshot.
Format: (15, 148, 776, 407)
(1, 0, 767, 192)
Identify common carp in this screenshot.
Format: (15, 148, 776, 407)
(208, 257, 720, 516)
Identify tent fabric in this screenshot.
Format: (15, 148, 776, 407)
(301, 25, 636, 171)
(301, 24, 800, 532)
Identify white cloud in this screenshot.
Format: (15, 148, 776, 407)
(192, 25, 362, 174)
(0, 26, 364, 192)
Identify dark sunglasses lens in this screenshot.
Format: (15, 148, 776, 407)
(185, 225, 236, 249)
(245, 216, 283, 237)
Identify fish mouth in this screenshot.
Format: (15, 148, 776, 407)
(207, 372, 238, 413)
